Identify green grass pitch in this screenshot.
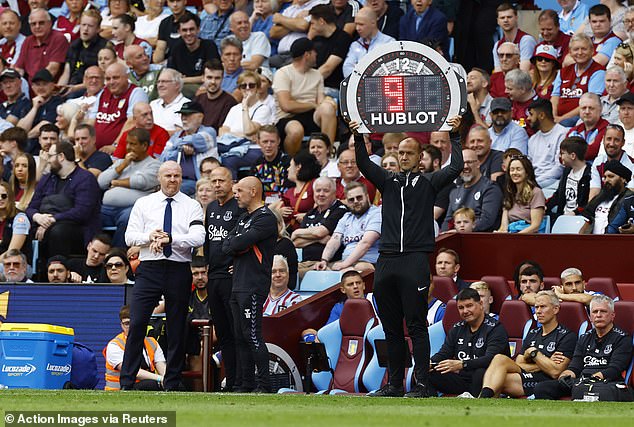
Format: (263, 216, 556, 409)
(2, 391, 634, 427)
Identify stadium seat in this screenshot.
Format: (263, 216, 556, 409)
(429, 320, 446, 357)
(542, 277, 560, 290)
(442, 299, 461, 334)
(296, 248, 303, 263)
(298, 271, 342, 297)
(557, 302, 590, 337)
(432, 276, 458, 304)
(614, 301, 634, 336)
(313, 298, 378, 393)
(586, 277, 621, 301)
(480, 276, 512, 314)
(499, 300, 535, 358)
(541, 215, 551, 234)
(551, 215, 586, 234)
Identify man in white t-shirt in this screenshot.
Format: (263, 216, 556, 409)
(230, 10, 271, 70)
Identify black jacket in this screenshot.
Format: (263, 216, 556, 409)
(546, 165, 591, 220)
(568, 326, 632, 381)
(355, 132, 463, 253)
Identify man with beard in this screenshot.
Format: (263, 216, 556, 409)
(467, 68, 493, 128)
(26, 141, 101, 275)
(194, 60, 237, 132)
(566, 93, 610, 162)
(526, 98, 568, 189)
(313, 181, 381, 275)
(185, 256, 212, 372)
(488, 98, 528, 154)
(581, 159, 633, 234)
(441, 149, 503, 232)
(588, 123, 634, 200)
(204, 166, 245, 391)
(73, 123, 113, 177)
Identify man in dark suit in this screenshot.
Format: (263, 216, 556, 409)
(399, 0, 449, 57)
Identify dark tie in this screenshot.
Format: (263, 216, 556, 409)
(163, 197, 173, 258)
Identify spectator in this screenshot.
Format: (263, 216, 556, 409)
(399, 0, 448, 57)
(601, 66, 629, 124)
(263, 254, 302, 315)
(149, 68, 190, 134)
(111, 13, 152, 61)
(14, 8, 69, 83)
(467, 68, 493, 128)
(421, 143, 442, 173)
(135, 0, 170, 46)
(16, 69, 63, 153)
(492, 3, 536, 73)
(125, 45, 163, 101)
(67, 233, 112, 283)
(0, 182, 31, 261)
(1, 249, 31, 283)
(309, 4, 353, 99)
(586, 4, 622, 67)
(488, 97, 529, 155)
(616, 92, 634, 157)
(366, 0, 401, 40)
(251, 0, 277, 54)
(97, 46, 117, 74)
(335, 148, 377, 202)
(167, 12, 220, 96)
(382, 133, 405, 158)
(271, 207, 299, 290)
(59, 8, 107, 87)
(250, 125, 291, 195)
(331, 0, 358, 36)
(558, 0, 588, 35)
(581, 159, 633, 234)
(34, 124, 59, 179)
(220, 36, 244, 100)
(0, 127, 27, 182)
(269, 0, 324, 66)
(526, 98, 568, 189)
(46, 255, 75, 283)
(160, 101, 218, 196)
(194, 59, 238, 132)
(100, 0, 131, 39)
(114, 102, 169, 160)
(199, 156, 221, 180)
(154, 0, 188, 63)
(535, 9, 571, 64)
(546, 136, 591, 221)
(292, 176, 348, 277)
(99, 128, 161, 248)
(308, 132, 339, 178)
(73, 124, 113, 178)
(0, 9, 25, 66)
(552, 34, 605, 127)
(489, 42, 520, 99)
(273, 38, 336, 155)
(89, 62, 149, 153)
(26, 141, 101, 270)
(429, 288, 510, 398)
(381, 154, 398, 173)
(566, 93, 609, 162)
(505, 69, 538, 134)
(435, 247, 468, 291)
(313, 181, 381, 275)
(453, 207, 476, 233)
(612, 42, 634, 85)
(342, 7, 395, 78)
(531, 45, 560, 100)
(200, 0, 235, 47)
(64, 67, 106, 136)
(0, 69, 30, 126)
(588, 123, 634, 201)
(497, 155, 546, 234)
(195, 177, 215, 212)
(230, 10, 270, 70)
(104, 249, 134, 284)
(465, 125, 504, 181)
(256, 67, 276, 119)
(9, 152, 36, 212)
(441, 148, 503, 232)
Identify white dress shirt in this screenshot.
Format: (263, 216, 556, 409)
(125, 190, 205, 262)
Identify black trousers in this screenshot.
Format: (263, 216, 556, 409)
(38, 221, 86, 279)
(373, 252, 430, 387)
(230, 291, 270, 391)
(120, 260, 191, 390)
(429, 368, 487, 396)
(534, 379, 572, 400)
(208, 276, 238, 389)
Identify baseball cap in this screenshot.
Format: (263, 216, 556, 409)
(616, 92, 634, 106)
(32, 69, 54, 83)
(490, 97, 512, 112)
(258, 67, 273, 83)
(177, 101, 204, 115)
(290, 38, 315, 59)
(531, 44, 560, 68)
(0, 69, 20, 81)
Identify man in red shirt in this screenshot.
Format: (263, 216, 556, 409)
(114, 102, 169, 159)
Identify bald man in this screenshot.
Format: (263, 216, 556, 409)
(222, 176, 278, 393)
(204, 166, 246, 391)
(89, 62, 149, 153)
(113, 102, 170, 160)
(125, 44, 164, 101)
(122, 161, 205, 391)
(343, 7, 395, 77)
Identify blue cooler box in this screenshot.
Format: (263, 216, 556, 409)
(0, 323, 74, 389)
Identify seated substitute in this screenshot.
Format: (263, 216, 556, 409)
(479, 291, 576, 398)
(534, 295, 633, 400)
(263, 255, 302, 316)
(470, 281, 496, 318)
(105, 305, 166, 391)
(429, 288, 510, 398)
(517, 266, 545, 307)
(551, 267, 596, 306)
(186, 257, 212, 372)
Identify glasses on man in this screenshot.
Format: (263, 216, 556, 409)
(346, 195, 364, 203)
(3, 261, 21, 268)
(339, 160, 356, 166)
(238, 82, 257, 89)
(106, 262, 125, 269)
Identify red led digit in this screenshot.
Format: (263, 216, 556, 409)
(383, 76, 404, 113)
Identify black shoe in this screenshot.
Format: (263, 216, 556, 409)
(404, 383, 431, 398)
(165, 382, 187, 392)
(119, 385, 133, 391)
(252, 387, 273, 394)
(368, 384, 404, 397)
(234, 386, 255, 393)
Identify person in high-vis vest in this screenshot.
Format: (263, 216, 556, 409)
(104, 305, 166, 391)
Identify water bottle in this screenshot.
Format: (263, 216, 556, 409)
(0, 384, 9, 390)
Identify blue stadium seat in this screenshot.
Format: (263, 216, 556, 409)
(551, 215, 586, 234)
(362, 324, 387, 393)
(296, 248, 303, 263)
(298, 271, 342, 298)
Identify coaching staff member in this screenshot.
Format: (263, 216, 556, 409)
(223, 176, 278, 393)
(121, 161, 205, 391)
(353, 117, 464, 397)
(204, 166, 246, 391)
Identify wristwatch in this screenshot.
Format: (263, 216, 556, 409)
(529, 349, 539, 360)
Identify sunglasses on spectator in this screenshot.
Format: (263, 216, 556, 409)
(0, 193, 7, 199)
(535, 57, 553, 63)
(121, 320, 130, 326)
(106, 262, 125, 269)
(618, 42, 634, 58)
(346, 195, 365, 203)
(238, 83, 257, 89)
